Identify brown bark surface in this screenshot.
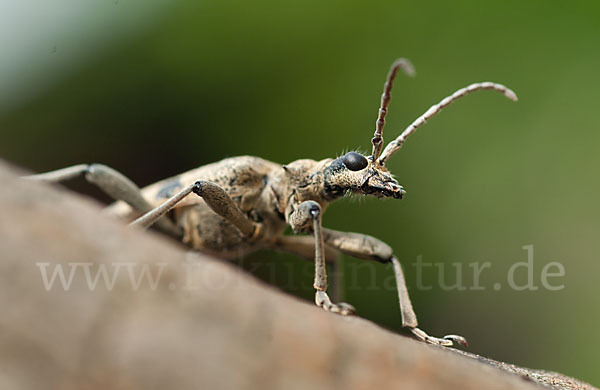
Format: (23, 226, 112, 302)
(0, 160, 595, 390)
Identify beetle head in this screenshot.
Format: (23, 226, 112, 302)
(286, 59, 517, 207)
(322, 151, 405, 200)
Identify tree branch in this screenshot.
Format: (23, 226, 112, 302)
(0, 160, 595, 390)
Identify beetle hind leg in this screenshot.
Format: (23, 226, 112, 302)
(23, 163, 180, 236)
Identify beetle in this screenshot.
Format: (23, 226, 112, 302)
(25, 58, 517, 347)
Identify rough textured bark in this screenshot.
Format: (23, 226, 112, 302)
(0, 160, 595, 390)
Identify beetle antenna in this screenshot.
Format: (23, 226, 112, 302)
(371, 58, 415, 163)
(378, 81, 518, 165)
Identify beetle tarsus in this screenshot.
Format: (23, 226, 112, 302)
(410, 327, 468, 348)
(315, 291, 355, 316)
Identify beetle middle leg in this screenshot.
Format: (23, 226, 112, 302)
(288, 201, 355, 315)
(321, 228, 468, 347)
(132, 180, 262, 240)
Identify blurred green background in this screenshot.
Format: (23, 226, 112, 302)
(1, 0, 598, 385)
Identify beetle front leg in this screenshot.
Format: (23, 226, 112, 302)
(288, 201, 354, 316)
(272, 235, 344, 302)
(322, 228, 468, 347)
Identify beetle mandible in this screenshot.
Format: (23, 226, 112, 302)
(25, 58, 517, 347)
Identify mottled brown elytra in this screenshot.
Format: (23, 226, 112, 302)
(25, 58, 517, 347)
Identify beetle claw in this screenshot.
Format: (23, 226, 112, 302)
(410, 327, 468, 348)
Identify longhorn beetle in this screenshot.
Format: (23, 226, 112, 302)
(25, 58, 517, 347)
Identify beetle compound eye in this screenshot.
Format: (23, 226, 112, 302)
(342, 152, 368, 171)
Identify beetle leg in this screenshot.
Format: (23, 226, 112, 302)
(130, 183, 198, 229)
(132, 181, 262, 241)
(273, 235, 339, 264)
(288, 201, 355, 315)
(192, 181, 261, 239)
(23, 164, 180, 236)
(322, 228, 468, 348)
(272, 235, 344, 302)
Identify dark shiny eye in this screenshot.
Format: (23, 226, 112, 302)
(342, 152, 368, 171)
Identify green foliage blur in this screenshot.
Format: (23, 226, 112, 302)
(1, 0, 598, 384)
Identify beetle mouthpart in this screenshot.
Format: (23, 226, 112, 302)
(361, 179, 405, 199)
(396, 187, 407, 199)
(390, 183, 406, 199)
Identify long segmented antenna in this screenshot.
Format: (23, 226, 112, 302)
(371, 58, 415, 163)
(378, 81, 518, 165)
